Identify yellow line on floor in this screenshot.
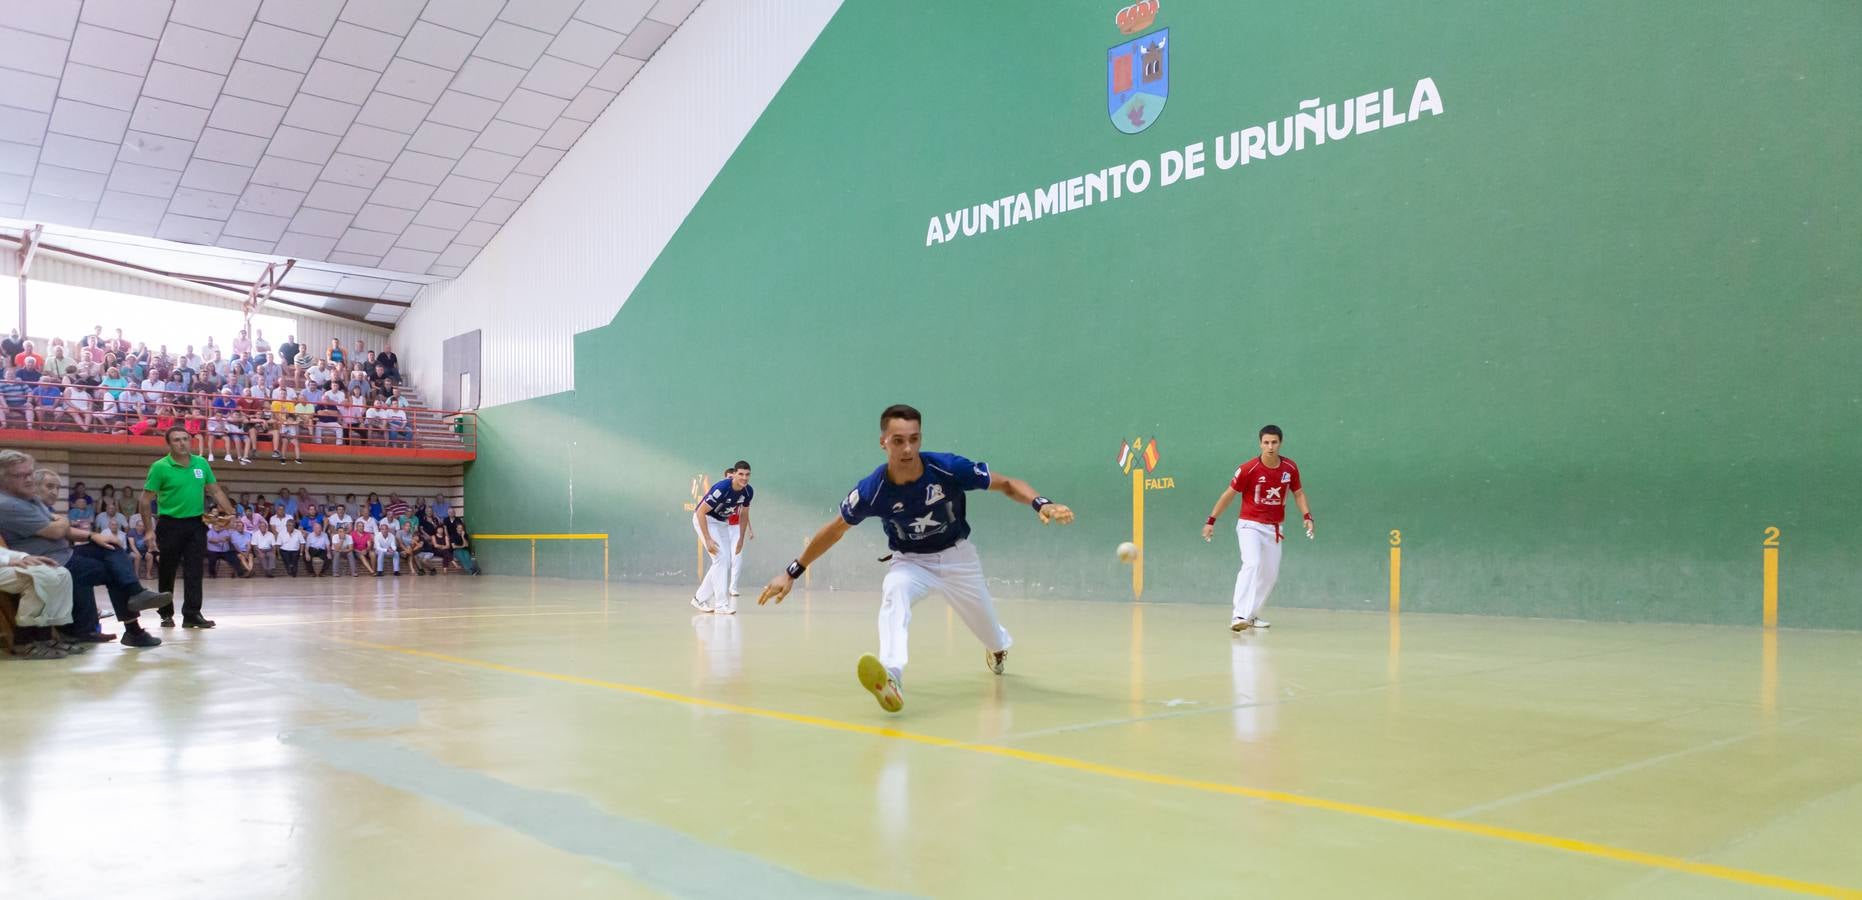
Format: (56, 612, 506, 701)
(345, 639, 1861, 899)
(241, 610, 607, 627)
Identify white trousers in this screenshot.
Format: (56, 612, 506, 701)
(728, 522, 743, 594)
(878, 540, 1011, 674)
(0, 562, 75, 627)
(1231, 519, 1283, 622)
(694, 518, 735, 610)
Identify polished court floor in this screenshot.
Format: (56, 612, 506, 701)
(3, 576, 1859, 899)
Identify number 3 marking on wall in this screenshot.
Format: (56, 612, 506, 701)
(1389, 529, 1402, 546)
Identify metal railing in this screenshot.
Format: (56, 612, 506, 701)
(0, 381, 477, 454)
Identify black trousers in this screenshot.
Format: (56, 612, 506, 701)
(156, 516, 207, 619)
(281, 549, 300, 576)
(208, 549, 248, 578)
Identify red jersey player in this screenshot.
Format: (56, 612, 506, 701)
(1201, 425, 1313, 632)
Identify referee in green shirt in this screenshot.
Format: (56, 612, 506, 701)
(142, 426, 235, 628)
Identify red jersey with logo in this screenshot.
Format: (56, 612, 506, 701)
(1229, 456, 1301, 525)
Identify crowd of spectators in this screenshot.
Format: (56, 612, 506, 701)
(0, 325, 431, 457)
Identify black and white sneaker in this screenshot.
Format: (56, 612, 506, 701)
(1250, 617, 1271, 629)
(1230, 618, 1252, 632)
(986, 649, 1008, 675)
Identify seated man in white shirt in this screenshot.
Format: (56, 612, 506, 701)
(249, 527, 277, 577)
(372, 526, 400, 576)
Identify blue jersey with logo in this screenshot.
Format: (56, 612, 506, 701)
(840, 451, 992, 554)
(701, 479, 753, 521)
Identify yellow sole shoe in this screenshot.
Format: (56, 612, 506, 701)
(856, 653, 903, 713)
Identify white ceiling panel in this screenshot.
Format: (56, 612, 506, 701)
(224, 59, 306, 107)
(351, 202, 415, 233)
(337, 0, 425, 36)
(169, 0, 257, 38)
(428, 90, 501, 130)
(222, 209, 290, 241)
(648, 0, 701, 26)
(0, 68, 60, 111)
(156, 23, 242, 75)
(84, 0, 173, 38)
(320, 153, 391, 188)
(207, 95, 287, 137)
(128, 96, 210, 141)
(412, 199, 474, 230)
(118, 130, 196, 171)
(616, 18, 676, 61)
(167, 186, 238, 219)
(179, 158, 253, 194)
(419, 0, 506, 37)
(50, 98, 131, 142)
(192, 127, 270, 166)
(106, 161, 182, 198)
(573, 0, 655, 35)
(34, 163, 108, 201)
(497, 88, 567, 129)
(368, 177, 434, 210)
(520, 55, 595, 99)
(266, 126, 342, 165)
(588, 52, 643, 91)
(0, 0, 693, 305)
(399, 20, 478, 70)
(377, 247, 437, 272)
(303, 180, 372, 214)
(450, 147, 517, 182)
(156, 212, 223, 243)
(430, 173, 496, 206)
(236, 182, 305, 215)
(513, 145, 564, 176)
(98, 190, 170, 224)
(384, 150, 454, 186)
(42, 132, 120, 174)
(0, 27, 72, 75)
(143, 61, 226, 107)
(301, 58, 381, 105)
(450, 57, 525, 101)
(0, 142, 41, 176)
(8, 1, 81, 40)
(282, 92, 359, 135)
(250, 155, 320, 191)
(257, 0, 346, 36)
(239, 22, 326, 72)
(375, 56, 452, 103)
(68, 23, 159, 76)
(335, 124, 409, 162)
(548, 19, 626, 67)
(475, 20, 552, 67)
(57, 62, 144, 111)
(320, 22, 401, 71)
(405, 121, 475, 158)
(473, 119, 543, 156)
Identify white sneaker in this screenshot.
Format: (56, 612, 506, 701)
(728, 590, 740, 597)
(222, 454, 233, 462)
(1250, 617, 1271, 629)
(1231, 618, 1252, 632)
(715, 606, 736, 616)
(690, 596, 711, 613)
(985, 649, 1007, 675)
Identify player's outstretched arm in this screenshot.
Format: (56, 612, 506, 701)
(758, 517, 852, 605)
(988, 474, 1074, 524)
(1203, 487, 1238, 541)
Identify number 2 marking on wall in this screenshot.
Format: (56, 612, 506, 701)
(1762, 526, 1780, 547)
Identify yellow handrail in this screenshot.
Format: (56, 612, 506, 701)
(470, 533, 609, 579)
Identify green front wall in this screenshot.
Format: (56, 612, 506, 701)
(466, 1, 1861, 628)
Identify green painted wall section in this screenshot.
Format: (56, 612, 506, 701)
(466, 1, 1861, 628)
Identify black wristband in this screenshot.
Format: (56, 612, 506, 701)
(786, 559, 806, 578)
(1031, 496, 1051, 513)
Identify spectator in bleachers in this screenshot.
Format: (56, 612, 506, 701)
(305, 521, 329, 575)
(205, 521, 247, 578)
(350, 523, 373, 575)
(276, 335, 298, 369)
(1, 365, 29, 427)
(278, 519, 304, 576)
(46, 341, 74, 377)
(249, 524, 276, 577)
(326, 338, 345, 366)
(2, 330, 20, 362)
(371, 523, 400, 576)
(0, 536, 82, 660)
(12, 340, 41, 369)
(330, 525, 356, 576)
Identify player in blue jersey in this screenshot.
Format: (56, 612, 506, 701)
(757, 405, 1073, 713)
(692, 460, 753, 615)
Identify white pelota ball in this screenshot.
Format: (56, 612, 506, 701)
(1116, 542, 1138, 563)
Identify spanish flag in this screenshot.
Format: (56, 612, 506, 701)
(1142, 436, 1160, 472)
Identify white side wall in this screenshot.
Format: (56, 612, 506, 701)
(391, 0, 842, 408)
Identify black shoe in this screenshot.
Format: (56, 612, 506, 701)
(160, 617, 175, 628)
(121, 628, 162, 648)
(63, 630, 117, 643)
(182, 616, 217, 629)
(375, 572, 384, 577)
(128, 590, 172, 612)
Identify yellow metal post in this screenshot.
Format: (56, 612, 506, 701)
(1131, 467, 1144, 599)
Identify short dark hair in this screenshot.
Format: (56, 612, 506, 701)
(164, 426, 190, 441)
(733, 460, 751, 472)
(1259, 424, 1284, 440)
(880, 404, 921, 430)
